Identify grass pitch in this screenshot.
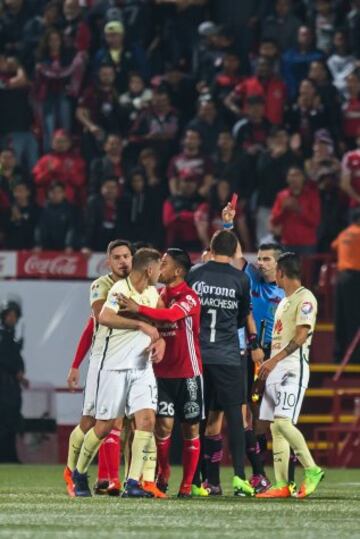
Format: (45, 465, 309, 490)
(0, 466, 360, 539)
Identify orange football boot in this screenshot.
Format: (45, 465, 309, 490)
(63, 466, 75, 497)
(141, 481, 168, 498)
(107, 479, 121, 496)
(256, 484, 291, 498)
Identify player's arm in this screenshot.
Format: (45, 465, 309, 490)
(258, 325, 311, 380)
(67, 316, 94, 390)
(99, 306, 160, 342)
(117, 294, 194, 323)
(245, 312, 265, 364)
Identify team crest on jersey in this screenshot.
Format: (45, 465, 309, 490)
(274, 319, 283, 334)
(301, 301, 313, 315)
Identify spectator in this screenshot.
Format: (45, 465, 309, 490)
(130, 88, 179, 162)
(167, 128, 213, 197)
(119, 72, 153, 127)
(271, 165, 321, 255)
(34, 28, 86, 151)
(332, 208, 360, 362)
(94, 20, 135, 93)
(32, 130, 86, 207)
(0, 0, 35, 56)
(195, 178, 252, 251)
(0, 300, 27, 463)
(341, 71, 360, 149)
(0, 55, 38, 171)
(60, 0, 91, 53)
(312, 0, 335, 54)
(213, 130, 254, 207)
(187, 96, 224, 157)
(340, 140, 360, 218)
(0, 148, 24, 208)
(232, 95, 271, 158)
(346, 0, 360, 59)
(89, 133, 125, 196)
(327, 30, 356, 98)
(308, 59, 341, 137)
(256, 128, 299, 244)
(261, 0, 302, 51)
(120, 167, 163, 247)
(152, 60, 197, 125)
(35, 181, 79, 251)
(317, 168, 347, 252)
(5, 181, 38, 249)
(286, 78, 328, 156)
(210, 50, 243, 117)
(282, 25, 324, 99)
(162, 175, 205, 251)
(251, 38, 281, 74)
(225, 56, 287, 125)
(193, 22, 236, 87)
(138, 147, 167, 199)
(305, 129, 340, 183)
(76, 64, 125, 158)
(82, 177, 124, 253)
(23, 1, 62, 72)
(155, 0, 208, 66)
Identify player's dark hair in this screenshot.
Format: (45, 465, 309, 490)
(259, 242, 283, 260)
(107, 239, 133, 256)
(166, 248, 192, 274)
(210, 230, 238, 257)
(132, 248, 161, 271)
(277, 252, 301, 279)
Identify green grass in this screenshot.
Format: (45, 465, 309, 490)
(0, 466, 360, 539)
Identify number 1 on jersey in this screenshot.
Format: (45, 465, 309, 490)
(207, 309, 217, 342)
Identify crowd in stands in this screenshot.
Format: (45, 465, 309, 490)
(1, 0, 360, 256)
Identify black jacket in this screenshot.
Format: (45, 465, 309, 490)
(35, 200, 78, 250)
(0, 324, 24, 430)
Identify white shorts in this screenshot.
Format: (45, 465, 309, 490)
(259, 381, 306, 425)
(95, 367, 158, 420)
(82, 357, 101, 417)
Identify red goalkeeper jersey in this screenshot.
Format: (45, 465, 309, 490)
(138, 281, 202, 378)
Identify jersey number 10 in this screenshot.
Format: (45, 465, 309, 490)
(207, 309, 217, 343)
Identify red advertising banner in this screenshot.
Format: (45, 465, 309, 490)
(16, 251, 88, 279)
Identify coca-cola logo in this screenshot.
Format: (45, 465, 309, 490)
(24, 255, 80, 275)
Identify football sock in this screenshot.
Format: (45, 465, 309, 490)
(77, 428, 103, 474)
(204, 434, 223, 486)
(156, 435, 172, 482)
(270, 420, 290, 485)
(288, 449, 297, 483)
(67, 425, 85, 471)
(223, 405, 246, 480)
(97, 443, 109, 481)
(142, 434, 157, 482)
(181, 437, 200, 489)
(128, 430, 153, 482)
(122, 420, 133, 479)
(257, 433, 268, 459)
(100, 429, 120, 481)
(275, 418, 316, 470)
(245, 429, 265, 476)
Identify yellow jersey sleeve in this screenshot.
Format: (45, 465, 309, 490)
(89, 275, 113, 307)
(295, 290, 317, 329)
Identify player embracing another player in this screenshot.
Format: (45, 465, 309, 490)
(119, 248, 204, 497)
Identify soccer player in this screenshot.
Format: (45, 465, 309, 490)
(72, 248, 165, 497)
(64, 239, 133, 497)
(187, 230, 255, 497)
(119, 248, 204, 497)
(256, 252, 324, 498)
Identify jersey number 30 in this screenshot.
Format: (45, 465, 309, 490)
(207, 309, 217, 343)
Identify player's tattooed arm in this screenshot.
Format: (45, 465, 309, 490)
(284, 339, 300, 355)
